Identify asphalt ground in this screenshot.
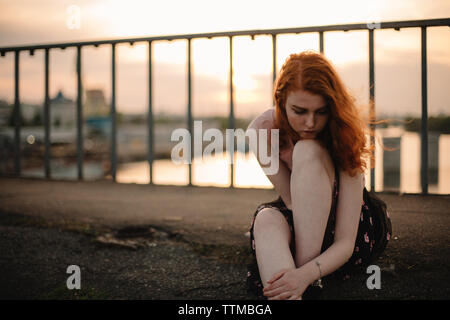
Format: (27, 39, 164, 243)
(0, 177, 449, 300)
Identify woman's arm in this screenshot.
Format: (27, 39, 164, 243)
(247, 120, 292, 209)
(301, 170, 364, 281)
(263, 170, 364, 299)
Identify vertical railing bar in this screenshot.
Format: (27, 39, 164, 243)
(319, 31, 324, 53)
(13, 50, 21, 176)
(44, 48, 51, 179)
(76, 45, 83, 180)
(187, 38, 193, 186)
(228, 36, 235, 188)
(421, 26, 428, 194)
(111, 43, 117, 182)
(147, 40, 154, 185)
(272, 33, 277, 105)
(368, 29, 375, 191)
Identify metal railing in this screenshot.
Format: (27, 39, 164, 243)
(1, 18, 449, 193)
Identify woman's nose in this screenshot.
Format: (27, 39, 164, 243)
(305, 114, 315, 128)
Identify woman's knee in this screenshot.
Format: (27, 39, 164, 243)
(253, 208, 291, 242)
(292, 140, 335, 175)
(291, 140, 335, 184)
(292, 139, 327, 164)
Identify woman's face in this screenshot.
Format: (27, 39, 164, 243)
(285, 89, 329, 140)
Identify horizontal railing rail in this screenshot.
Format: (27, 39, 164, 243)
(1, 18, 449, 193)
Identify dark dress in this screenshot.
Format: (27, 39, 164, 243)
(246, 166, 392, 299)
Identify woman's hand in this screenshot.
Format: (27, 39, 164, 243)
(263, 268, 310, 300)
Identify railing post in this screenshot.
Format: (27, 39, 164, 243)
(272, 33, 277, 105)
(147, 41, 154, 185)
(44, 48, 51, 179)
(228, 36, 235, 188)
(13, 50, 21, 176)
(368, 28, 375, 191)
(421, 26, 428, 194)
(319, 31, 324, 54)
(111, 43, 117, 182)
(187, 38, 193, 186)
(76, 45, 83, 180)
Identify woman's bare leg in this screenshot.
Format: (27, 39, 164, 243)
(291, 139, 335, 267)
(253, 208, 296, 287)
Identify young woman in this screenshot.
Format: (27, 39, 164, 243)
(246, 51, 391, 300)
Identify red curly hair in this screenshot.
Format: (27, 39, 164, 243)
(274, 51, 373, 176)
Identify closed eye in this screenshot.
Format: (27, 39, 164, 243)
(316, 108, 329, 115)
(291, 106, 328, 115)
(293, 109, 306, 115)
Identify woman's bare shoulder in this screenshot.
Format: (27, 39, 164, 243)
(247, 107, 276, 131)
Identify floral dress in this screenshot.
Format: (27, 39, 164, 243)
(246, 167, 392, 299)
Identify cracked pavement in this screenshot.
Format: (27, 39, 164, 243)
(0, 177, 449, 299)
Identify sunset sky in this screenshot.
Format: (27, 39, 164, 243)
(0, 0, 449, 118)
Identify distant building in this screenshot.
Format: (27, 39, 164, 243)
(0, 89, 110, 128)
(85, 89, 109, 117)
(50, 90, 76, 128)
